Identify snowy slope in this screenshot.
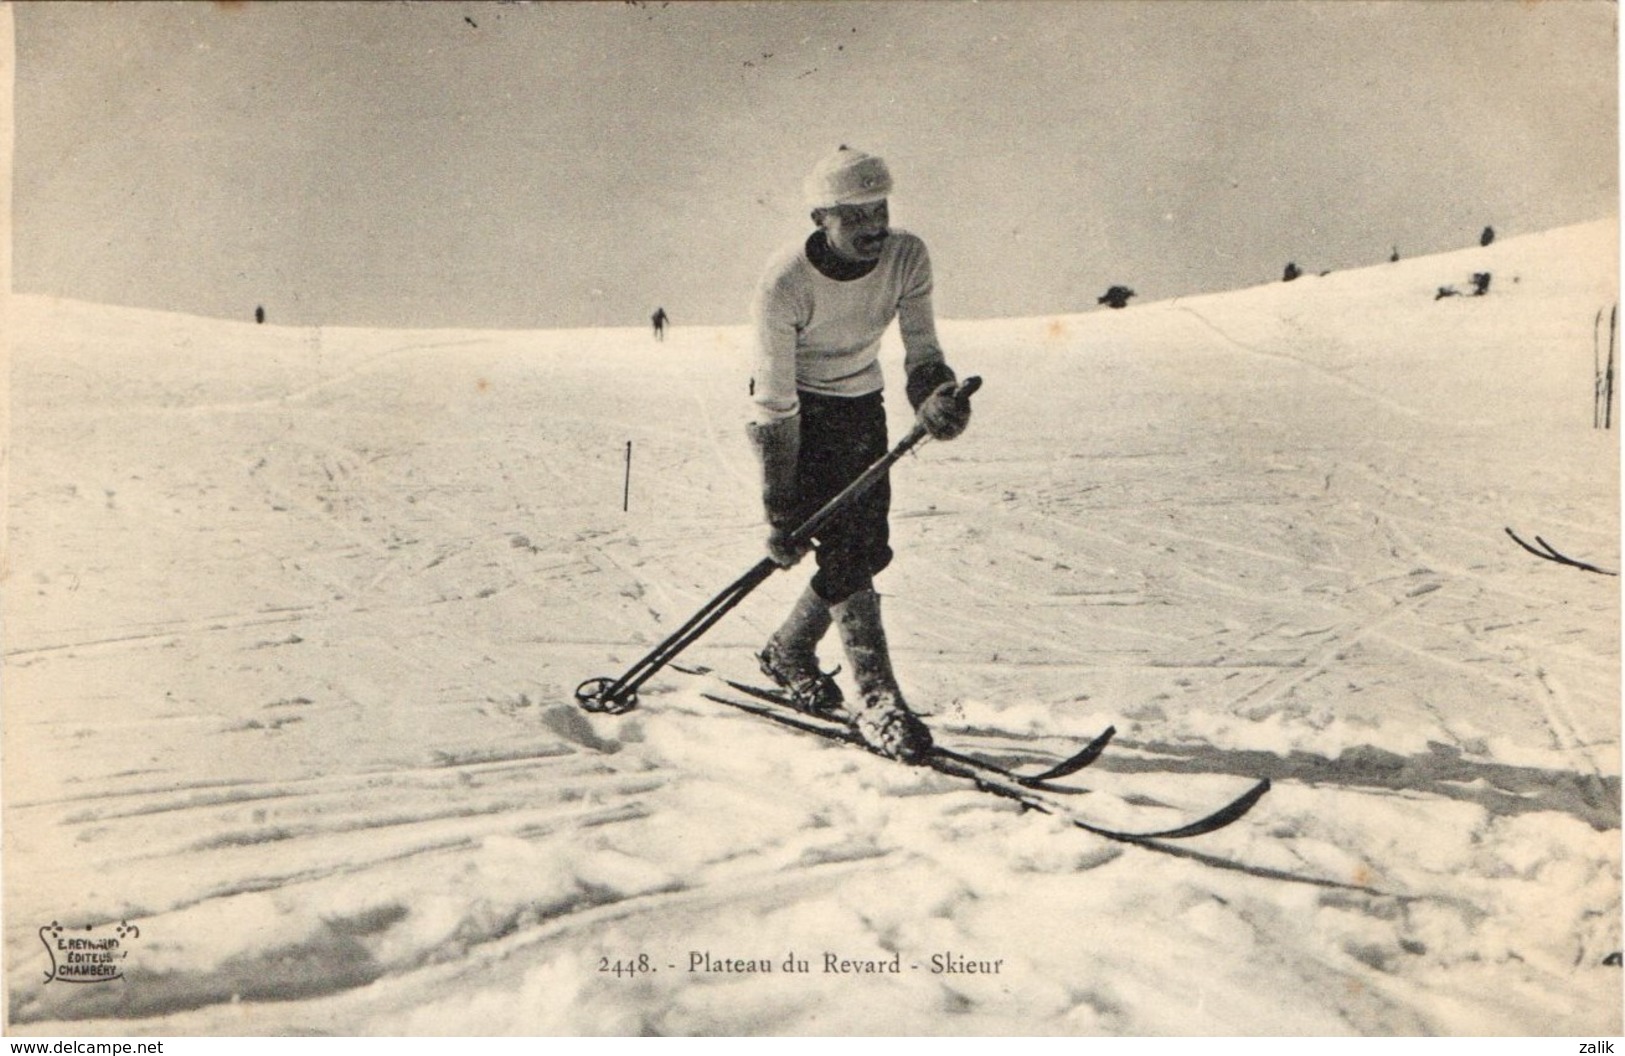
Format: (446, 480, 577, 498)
(3, 220, 1619, 1036)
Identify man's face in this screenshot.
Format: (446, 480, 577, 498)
(819, 200, 890, 262)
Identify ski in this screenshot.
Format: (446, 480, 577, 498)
(671, 664, 1269, 843)
(929, 748, 1272, 843)
(1505, 527, 1618, 576)
(671, 663, 1112, 792)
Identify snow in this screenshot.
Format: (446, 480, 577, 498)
(3, 220, 1619, 1036)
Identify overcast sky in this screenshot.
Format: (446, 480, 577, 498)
(10, 1, 1619, 329)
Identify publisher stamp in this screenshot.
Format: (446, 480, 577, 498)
(38, 920, 141, 984)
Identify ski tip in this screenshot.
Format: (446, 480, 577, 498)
(1221, 778, 1271, 816)
(1217, 776, 1272, 821)
(1115, 776, 1272, 842)
(1024, 724, 1118, 783)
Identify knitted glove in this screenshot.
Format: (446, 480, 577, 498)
(747, 417, 809, 566)
(908, 362, 971, 441)
(765, 524, 807, 568)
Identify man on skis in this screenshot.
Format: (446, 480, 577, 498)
(746, 145, 972, 764)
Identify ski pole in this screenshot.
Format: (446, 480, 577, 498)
(576, 376, 981, 713)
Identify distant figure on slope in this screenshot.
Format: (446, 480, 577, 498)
(1481, 226, 1496, 247)
(746, 145, 972, 764)
(255, 306, 265, 324)
(651, 306, 669, 341)
(1098, 285, 1134, 309)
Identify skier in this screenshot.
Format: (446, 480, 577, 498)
(651, 306, 669, 341)
(745, 145, 972, 763)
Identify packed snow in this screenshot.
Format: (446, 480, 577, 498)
(3, 221, 1619, 1036)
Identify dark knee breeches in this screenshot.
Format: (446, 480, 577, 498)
(794, 390, 893, 605)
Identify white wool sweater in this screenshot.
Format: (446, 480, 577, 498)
(749, 229, 948, 423)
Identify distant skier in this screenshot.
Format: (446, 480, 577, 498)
(1098, 285, 1134, 309)
(651, 306, 669, 341)
(745, 145, 972, 764)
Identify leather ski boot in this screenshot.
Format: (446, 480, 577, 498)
(757, 585, 845, 718)
(832, 587, 933, 763)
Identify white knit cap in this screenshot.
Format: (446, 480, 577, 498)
(803, 146, 893, 209)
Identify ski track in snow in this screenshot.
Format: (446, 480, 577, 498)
(1175, 305, 1432, 425)
(3, 223, 1619, 1035)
